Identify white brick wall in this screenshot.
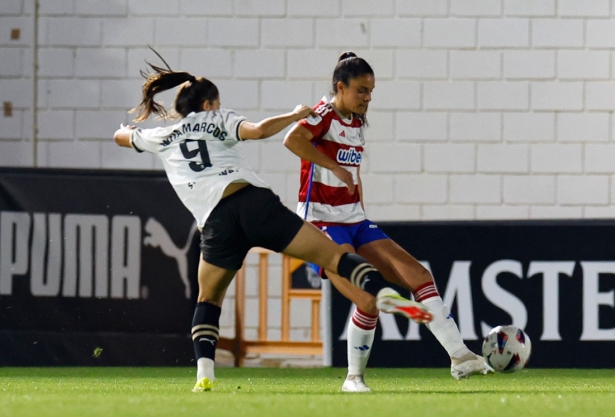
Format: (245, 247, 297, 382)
(424, 18, 476, 48)
(450, 112, 501, 141)
(531, 82, 583, 111)
(558, 176, 609, 205)
(395, 174, 448, 203)
(450, 50, 500, 80)
(504, 0, 555, 17)
(423, 81, 474, 110)
(478, 82, 529, 110)
(503, 175, 556, 204)
(504, 112, 555, 142)
(424, 144, 475, 172)
(586, 82, 615, 110)
(396, 112, 447, 141)
(504, 50, 554, 79)
(478, 144, 528, 173)
(586, 20, 615, 48)
(532, 19, 584, 48)
(397, 50, 447, 79)
(3, 0, 615, 224)
(368, 144, 421, 173)
(0, 140, 32, 166)
(208, 18, 259, 47)
(450, 174, 501, 203)
(585, 144, 615, 173)
(262, 19, 313, 47)
(557, 51, 610, 80)
(371, 19, 421, 48)
(558, 0, 610, 17)
(478, 19, 529, 48)
(451, 0, 502, 17)
(557, 113, 610, 142)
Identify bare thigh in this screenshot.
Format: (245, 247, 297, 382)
(282, 222, 377, 314)
(357, 238, 433, 292)
(281, 222, 344, 272)
(196, 257, 238, 306)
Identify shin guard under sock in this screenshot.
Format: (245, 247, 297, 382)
(192, 302, 221, 380)
(337, 252, 387, 297)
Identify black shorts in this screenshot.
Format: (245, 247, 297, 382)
(200, 185, 305, 270)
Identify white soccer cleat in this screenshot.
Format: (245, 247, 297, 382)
(450, 353, 495, 380)
(341, 374, 371, 393)
(376, 288, 433, 324)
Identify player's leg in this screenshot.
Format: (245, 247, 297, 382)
(357, 237, 493, 379)
(242, 187, 430, 321)
(281, 222, 432, 323)
(191, 258, 237, 392)
(315, 243, 378, 393)
(341, 286, 379, 392)
(303, 225, 379, 393)
(192, 190, 251, 392)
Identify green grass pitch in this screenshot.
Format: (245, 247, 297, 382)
(2, 367, 615, 417)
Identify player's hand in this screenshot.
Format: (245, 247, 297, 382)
(332, 165, 355, 195)
(293, 105, 318, 120)
(120, 123, 137, 130)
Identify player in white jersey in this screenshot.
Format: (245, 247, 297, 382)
(284, 52, 493, 392)
(112, 51, 433, 393)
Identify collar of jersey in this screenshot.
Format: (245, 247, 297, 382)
(322, 96, 353, 124)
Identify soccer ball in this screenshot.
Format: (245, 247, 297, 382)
(482, 325, 532, 373)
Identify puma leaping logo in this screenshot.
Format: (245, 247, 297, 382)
(143, 218, 198, 299)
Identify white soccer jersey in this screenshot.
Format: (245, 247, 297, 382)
(295, 97, 366, 225)
(131, 109, 270, 228)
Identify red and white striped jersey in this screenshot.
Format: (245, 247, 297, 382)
(295, 97, 366, 225)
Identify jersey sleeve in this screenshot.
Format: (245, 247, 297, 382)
(130, 127, 167, 154)
(296, 107, 327, 141)
(219, 109, 247, 142)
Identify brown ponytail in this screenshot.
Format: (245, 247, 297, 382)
(130, 48, 219, 122)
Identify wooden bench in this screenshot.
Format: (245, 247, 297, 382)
(217, 248, 323, 366)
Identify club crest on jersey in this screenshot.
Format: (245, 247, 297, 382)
(336, 147, 362, 165)
(306, 115, 322, 126)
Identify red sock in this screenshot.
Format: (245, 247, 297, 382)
(351, 308, 378, 330)
(413, 282, 440, 303)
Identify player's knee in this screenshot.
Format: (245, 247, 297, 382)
(337, 252, 368, 280)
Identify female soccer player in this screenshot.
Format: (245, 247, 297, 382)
(284, 52, 493, 392)
(113, 52, 433, 393)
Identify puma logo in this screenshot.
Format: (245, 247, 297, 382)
(143, 218, 197, 299)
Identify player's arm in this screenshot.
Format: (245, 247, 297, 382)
(284, 124, 356, 195)
(239, 105, 317, 140)
(113, 124, 136, 148)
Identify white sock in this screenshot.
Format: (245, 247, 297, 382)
(196, 357, 215, 382)
(347, 308, 378, 376)
(415, 282, 471, 360)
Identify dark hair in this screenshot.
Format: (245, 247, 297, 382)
(331, 52, 373, 126)
(130, 48, 218, 122)
(331, 51, 374, 95)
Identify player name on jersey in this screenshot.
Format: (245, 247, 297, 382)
(162, 121, 228, 146)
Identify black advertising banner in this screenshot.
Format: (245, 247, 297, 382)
(0, 168, 200, 366)
(331, 221, 615, 368)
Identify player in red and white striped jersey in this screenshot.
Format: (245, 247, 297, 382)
(285, 52, 493, 392)
(295, 94, 366, 225)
